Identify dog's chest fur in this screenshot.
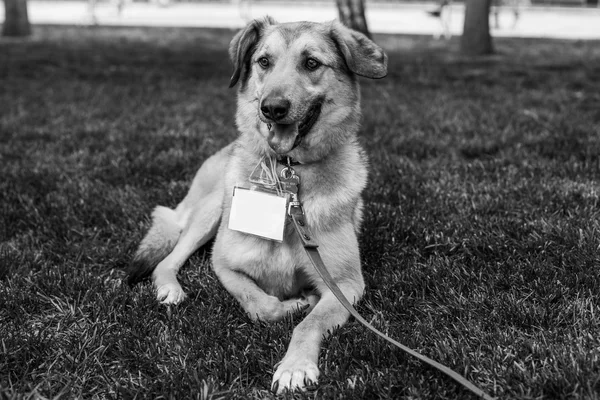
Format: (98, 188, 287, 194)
(214, 140, 367, 299)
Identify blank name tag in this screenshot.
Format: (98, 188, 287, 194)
(228, 187, 287, 242)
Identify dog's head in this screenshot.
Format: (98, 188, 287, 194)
(229, 18, 387, 161)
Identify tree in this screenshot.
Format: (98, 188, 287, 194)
(460, 0, 493, 56)
(336, 0, 370, 38)
(2, 0, 31, 37)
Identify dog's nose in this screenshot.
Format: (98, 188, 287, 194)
(260, 97, 290, 122)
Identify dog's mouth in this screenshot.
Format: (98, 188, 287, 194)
(266, 101, 322, 154)
(297, 101, 322, 139)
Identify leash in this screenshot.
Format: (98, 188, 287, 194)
(288, 206, 495, 400)
(264, 159, 493, 398)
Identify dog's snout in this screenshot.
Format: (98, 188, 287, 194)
(260, 97, 290, 122)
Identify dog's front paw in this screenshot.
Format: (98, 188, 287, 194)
(156, 283, 186, 305)
(300, 291, 320, 314)
(271, 357, 319, 394)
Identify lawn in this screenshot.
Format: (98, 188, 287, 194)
(1, 24, 599, 399)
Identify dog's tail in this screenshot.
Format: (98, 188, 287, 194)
(127, 206, 182, 286)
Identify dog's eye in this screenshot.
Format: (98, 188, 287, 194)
(258, 57, 270, 68)
(305, 58, 321, 71)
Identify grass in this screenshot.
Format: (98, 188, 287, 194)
(1, 25, 599, 399)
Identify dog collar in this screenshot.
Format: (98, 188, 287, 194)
(276, 156, 302, 167)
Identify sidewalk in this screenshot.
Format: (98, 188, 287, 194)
(1, 1, 599, 40)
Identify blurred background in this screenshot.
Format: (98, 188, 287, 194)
(2, 0, 600, 42)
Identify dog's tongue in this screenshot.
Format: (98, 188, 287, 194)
(267, 123, 299, 154)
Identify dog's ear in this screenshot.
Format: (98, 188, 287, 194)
(229, 16, 277, 88)
(329, 21, 387, 79)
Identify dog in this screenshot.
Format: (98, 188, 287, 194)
(127, 17, 387, 393)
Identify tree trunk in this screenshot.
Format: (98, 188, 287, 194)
(336, 0, 371, 38)
(460, 0, 493, 56)
(2, 0, 31, 37)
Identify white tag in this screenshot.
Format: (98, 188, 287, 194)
(228, 187, 288, 242)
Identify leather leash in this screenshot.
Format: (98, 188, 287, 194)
(288, 207, 495, 400)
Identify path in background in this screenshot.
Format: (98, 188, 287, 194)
(1, 1, 599, 39)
